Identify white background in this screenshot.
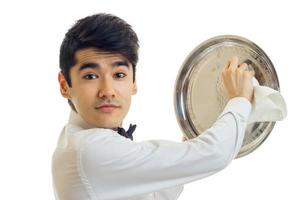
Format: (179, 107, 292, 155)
(0, 0, 299, 199)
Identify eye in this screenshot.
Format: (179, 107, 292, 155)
(83, 73, 98, 80)
(115, 72, 127, 78)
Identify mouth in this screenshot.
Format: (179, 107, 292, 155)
(95, 104, 121, 113)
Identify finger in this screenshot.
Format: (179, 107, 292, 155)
(239, 63, 255, 77)
(229, 56, 239, 71)
(238, 63, 248, 71)
(221, 60, 230, 76)
(236, 63, 248, 88)
(247, 64, 255, 76)
(224, 60, 230, 70)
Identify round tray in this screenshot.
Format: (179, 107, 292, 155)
(174, 35, 280, 158)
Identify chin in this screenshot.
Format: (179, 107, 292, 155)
(92, 119, 120, 129)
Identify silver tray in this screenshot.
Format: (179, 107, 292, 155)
(174, 35, 280, 158)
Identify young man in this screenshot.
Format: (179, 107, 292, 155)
(52, 13, 254, 200)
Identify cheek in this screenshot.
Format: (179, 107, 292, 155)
(120, 88, 134, 115)
(71, 85, 98, 107)
(117, 83, 133, 101)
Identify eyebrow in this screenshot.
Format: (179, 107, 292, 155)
(78, 60, 130, 72)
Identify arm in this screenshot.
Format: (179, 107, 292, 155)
(79, 97, 251, 199)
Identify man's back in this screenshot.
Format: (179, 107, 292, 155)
(52, 113, 184, 200)
(52, 98, 251, 200)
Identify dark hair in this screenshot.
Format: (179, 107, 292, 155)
(59, 13, 139, 87)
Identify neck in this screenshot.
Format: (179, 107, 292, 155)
(68, 110, 123, 131)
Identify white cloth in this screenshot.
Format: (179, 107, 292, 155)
(248, 77, 287, 124)
(52, 97, 252, 200)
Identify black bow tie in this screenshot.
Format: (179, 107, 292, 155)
(117, 124, 136, 141)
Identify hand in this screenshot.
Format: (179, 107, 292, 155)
(221, 56, 255, 103)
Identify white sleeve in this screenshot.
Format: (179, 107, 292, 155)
(79, 97, 252, 199)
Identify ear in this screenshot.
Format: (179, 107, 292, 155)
(58, 72, 71, 99)
(132, 81, 137, 95)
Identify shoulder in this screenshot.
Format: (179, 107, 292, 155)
(65, 124, 118, 150)
(75, 127, 140, 164)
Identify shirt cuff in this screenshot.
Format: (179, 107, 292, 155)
(217, 97, 252, 121)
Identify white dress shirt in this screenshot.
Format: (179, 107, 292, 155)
(52, 97, 252, 200)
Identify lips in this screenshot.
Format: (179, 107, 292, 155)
(95, 103, 120, 113)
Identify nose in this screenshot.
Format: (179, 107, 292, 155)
(98, 77, 116, 98)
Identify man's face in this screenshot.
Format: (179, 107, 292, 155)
(59, 48, 137, 128)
